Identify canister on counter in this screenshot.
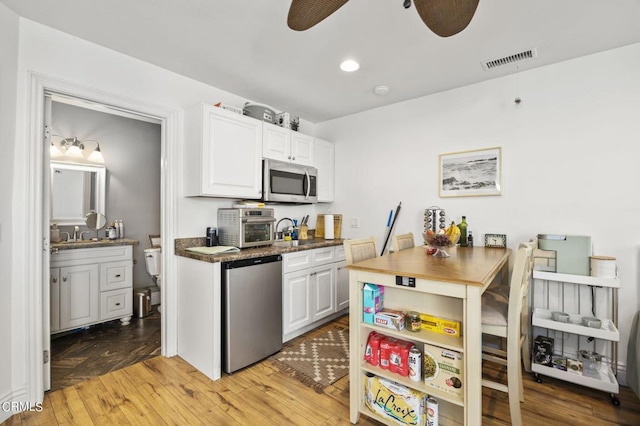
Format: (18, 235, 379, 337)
(409, 346, 422, 382)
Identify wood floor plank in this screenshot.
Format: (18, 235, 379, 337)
(73, 377, 130, 424)
(47, 386, 94, 425)
(129, 359, 241, 425)
(98, 367, 168, 425)
(119, 364, 203, 425)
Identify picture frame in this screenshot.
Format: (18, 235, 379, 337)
(439, 147, 502, 197)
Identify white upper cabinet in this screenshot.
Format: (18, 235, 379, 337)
(184, 104, 263, 198)
(314, 138, 335, 202)
(263, 122, 314, 166)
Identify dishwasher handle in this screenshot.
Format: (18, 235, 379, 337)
(223, 254, 282, 269)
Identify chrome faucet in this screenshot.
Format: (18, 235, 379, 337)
(274, 217, 294, 240)
(72, 226, 80, 242)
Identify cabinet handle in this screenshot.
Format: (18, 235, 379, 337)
(62, 276, 67, 282)
(115, 303, 121, 306)
(288, 155, 292, 160)
(115, 274, 121, 278)
(292, 156, 296, 161)
(52, 277, 58, 283)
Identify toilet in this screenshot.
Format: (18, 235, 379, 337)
(144, 247, 161, 312)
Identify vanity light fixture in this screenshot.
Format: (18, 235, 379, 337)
(340, 59, 360, 72)
(51, 136, 105, 163)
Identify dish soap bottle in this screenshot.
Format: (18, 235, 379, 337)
(458, 216, 468, 247)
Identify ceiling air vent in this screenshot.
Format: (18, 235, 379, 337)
(482, 48, 537, 71)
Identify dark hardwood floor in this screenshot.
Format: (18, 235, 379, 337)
(50, 308, 161, 391)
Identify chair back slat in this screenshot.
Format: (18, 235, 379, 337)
(392, 232, 415, 252)
(509, 240, 536, 336)
(344, 237, 378, 265)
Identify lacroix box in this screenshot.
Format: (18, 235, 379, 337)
(423, 343, 464, 398)
(365, 374, 426, 425)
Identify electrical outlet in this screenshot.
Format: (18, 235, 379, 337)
(350, 217, 360, 228)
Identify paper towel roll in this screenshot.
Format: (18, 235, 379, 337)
(324, 214, 334, 240)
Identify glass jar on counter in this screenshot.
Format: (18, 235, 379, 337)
(406, 311, 422, 332)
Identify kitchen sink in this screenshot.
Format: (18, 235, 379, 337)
(272, 240, 316, 248)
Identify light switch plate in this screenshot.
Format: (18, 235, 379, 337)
(350, 218, 360, 228)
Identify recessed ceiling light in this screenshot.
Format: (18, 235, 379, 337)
(340, 59, 360, 72)
(374, 85, 390, 95)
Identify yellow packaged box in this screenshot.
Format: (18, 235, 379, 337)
(364, 374, 426, 425)
(419, 313, 461, 337)
(423, 343, 464, 398)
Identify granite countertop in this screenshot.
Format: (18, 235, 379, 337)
(174, 237, 345, 263)
(51, 238, 139, 250)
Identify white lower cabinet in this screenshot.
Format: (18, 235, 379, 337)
(59, 264, 100, 330)
(282, 245, 347, 342)
(50, 245, 134, 334)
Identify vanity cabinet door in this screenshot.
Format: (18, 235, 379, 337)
(59, 264, 100, 330)
(50, 268, 60, 333)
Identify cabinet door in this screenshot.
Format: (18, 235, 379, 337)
(291, 132, 315, 166)
(283, 269, 312, 335)
(263, 122, 291, 162)
(59, 264, 100, 330)
(335, 260, 349, 312)
(50, 268, 60, 333)
(311, 264, 335, 322)
(186, 104, 263, 198)
(314, 138, 335, 202)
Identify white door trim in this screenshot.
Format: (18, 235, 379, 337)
(25, 71, 179, 402)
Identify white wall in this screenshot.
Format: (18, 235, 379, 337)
(317, 42, 640, 381)
(0, 3, 18, 423)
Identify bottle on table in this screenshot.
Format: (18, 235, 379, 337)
(458, 216, 468, 247)
(467, 231, 474, 247)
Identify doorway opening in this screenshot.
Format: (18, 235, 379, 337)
(46, 94, 163, 391)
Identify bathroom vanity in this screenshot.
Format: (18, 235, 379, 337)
(50, 240, 137, 333)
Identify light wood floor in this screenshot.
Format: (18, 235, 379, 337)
(5, 315, 640, 425)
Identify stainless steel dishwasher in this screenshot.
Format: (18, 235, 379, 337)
(222, 254, 283, 373)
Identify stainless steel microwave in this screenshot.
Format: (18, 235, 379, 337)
(262, 159, 317, 204)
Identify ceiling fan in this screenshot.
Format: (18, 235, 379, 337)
(287, 0, 479, 37)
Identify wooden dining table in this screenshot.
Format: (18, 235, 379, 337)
(347, 245, 511, 425)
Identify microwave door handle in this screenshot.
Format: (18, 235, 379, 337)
(243, 218, 276, 223)
(304, 170, 310, 199)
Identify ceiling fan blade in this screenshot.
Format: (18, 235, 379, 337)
(414, 0, 480, 37)
(287, 0, 350, 31)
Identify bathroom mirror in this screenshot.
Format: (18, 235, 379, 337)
(50, 162, 106, 226)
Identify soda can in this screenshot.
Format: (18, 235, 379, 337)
(409, 346, 422, 381)
(426, 396, 439, 426)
